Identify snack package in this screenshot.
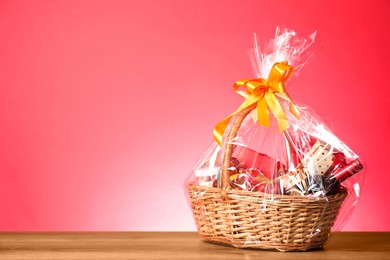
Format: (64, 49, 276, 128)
(185, 27, 365, 251)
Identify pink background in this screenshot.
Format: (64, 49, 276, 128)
(0, 0, 389, 231)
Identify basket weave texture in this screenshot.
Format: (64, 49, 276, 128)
(187, 106, 348, 251)
(189, 184, 347, 251)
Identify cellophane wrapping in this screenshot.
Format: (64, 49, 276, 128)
(185, 27, 365, 251)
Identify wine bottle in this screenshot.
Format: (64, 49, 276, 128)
(327, 159, 364, 183)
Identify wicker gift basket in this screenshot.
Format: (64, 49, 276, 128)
(187, 106, 348, 251)
(185, 28, 364, 252)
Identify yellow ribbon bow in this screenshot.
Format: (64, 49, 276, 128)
(213, 62, 300, 146)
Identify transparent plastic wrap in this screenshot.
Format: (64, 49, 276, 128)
(185, 27, 365, 251)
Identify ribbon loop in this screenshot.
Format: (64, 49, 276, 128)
(213, 62, 300, 146)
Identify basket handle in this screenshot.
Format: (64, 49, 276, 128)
(220, 104, 256, 199)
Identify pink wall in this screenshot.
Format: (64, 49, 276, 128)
(0, 0, 389, 231)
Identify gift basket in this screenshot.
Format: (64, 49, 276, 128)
(185, 27, 365, 252)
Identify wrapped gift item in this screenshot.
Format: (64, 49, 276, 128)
(185, 27, 365, 252)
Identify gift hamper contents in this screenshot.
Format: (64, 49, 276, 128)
(185, 27, 365, 251)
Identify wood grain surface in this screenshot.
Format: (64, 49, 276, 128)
(0, 232, 389, 260)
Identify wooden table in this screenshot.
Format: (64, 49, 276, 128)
(0, 232, 389, 259)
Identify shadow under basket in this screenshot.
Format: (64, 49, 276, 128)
(188, 184, 347, 252)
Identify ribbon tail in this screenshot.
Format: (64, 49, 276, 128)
(289, 102, 300, 119)
(257, 95, 270, 127)
(276, 92, 300, 120)
(213, 95, 260, 146)
(213, 117, 230, 146)
(265, 92, 289, 132)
